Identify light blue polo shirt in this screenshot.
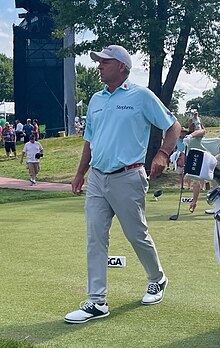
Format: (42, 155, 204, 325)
(176, 139, 186, 153)
(84, 80, 176, 173)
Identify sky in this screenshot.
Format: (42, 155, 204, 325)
(0, 0, 216, 113)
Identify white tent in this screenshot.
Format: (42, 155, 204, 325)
(0, 102, 15, 117)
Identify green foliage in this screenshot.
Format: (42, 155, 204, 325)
(43, 0, 220, 167)
(197, 116, 220, 128)
(0, 54, 13, 101)
(169, 89, 186, 114)
(76, 63, 104, 114)
(186, 81, 220, 117)
(177, 115, 220, 129)
(45, 0, 220, 89)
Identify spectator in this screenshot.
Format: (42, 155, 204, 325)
(20, 134, 43, 184)
(33, 119, 39, 141)
(0, 117, 6, 129)
(2, 122, 17, 159)
(184, 112, 207, 212)
(187, 111, 206, 151)
(15, 119, 24, 142)
(23, 118, 34, 144)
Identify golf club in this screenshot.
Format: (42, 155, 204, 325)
(169, 172, 185, 220)
(169, 146, 187, 221)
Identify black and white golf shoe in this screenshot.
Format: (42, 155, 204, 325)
(142, 275, 168, 305)
(64, 301, 110, 324)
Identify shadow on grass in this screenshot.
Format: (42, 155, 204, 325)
(0, 320, 83, 345)
(161, 328, 220, 348)
(0, 301, 141, 345)
(107, 300, 141, 317)
(148, 212, 214, 222)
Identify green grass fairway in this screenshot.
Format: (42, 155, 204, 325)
(1, 191, 220, 347)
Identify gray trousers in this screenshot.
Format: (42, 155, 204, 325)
(85, 167, 164, 303)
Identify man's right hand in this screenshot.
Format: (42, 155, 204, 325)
(72, 174, 84, 195)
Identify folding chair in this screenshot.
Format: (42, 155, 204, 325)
(39, 124, 46, 139)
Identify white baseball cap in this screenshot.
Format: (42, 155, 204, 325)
(90, 45, 132, 70)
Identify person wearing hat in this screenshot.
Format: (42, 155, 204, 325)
(20, 134, 43, 184)
(185, 111, 206, 153)
(184, 112, 209, 212)
(64, 45, 181, 324)
(2, 122, 17, 159)
(174, 127, 191, 189)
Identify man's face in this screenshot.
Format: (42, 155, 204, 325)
(97, 58, 123, 84)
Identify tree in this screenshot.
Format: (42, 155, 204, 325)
(169, 89, 186, 115)
(76, 63, 104, 115)
(0, 54, 13, 101)
(186, 82, 220, 116)
(44, 0, 220, 170)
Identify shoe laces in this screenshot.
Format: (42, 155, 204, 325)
(80, 300, 94, 310)
(147, 282, 160, 294)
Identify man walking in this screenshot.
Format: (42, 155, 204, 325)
(64, 45, 181, 324)
(20, 134, 43, 184)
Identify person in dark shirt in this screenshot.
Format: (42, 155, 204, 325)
(2, 122, 17, 159)
(23, 118, 34, 144)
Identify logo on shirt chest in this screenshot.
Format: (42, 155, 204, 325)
(116, 105, 134, 110)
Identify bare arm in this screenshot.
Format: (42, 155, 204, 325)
(72, 141, 91, 195)
(150, 121, 181, 179)
(20, 151, 25, 164)
(190, 128, 205, 138)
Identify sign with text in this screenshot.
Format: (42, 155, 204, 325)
(108, 256, 126, 268)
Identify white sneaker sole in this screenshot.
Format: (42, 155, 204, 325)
(64, 311, 110, 324)
(141, 278, 168, 305)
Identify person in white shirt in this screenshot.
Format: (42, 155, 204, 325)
(20, 134, 43, 184)
(184, 111, 208, 212)
(15, 119, 24, 142)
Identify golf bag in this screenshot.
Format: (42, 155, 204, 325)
(184, 148, 217, 181)
(185, 149, 220, 263)
(207, 187, 220, 263)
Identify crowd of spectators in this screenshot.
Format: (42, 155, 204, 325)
(74, 117, 86, 136)
(0, 117, 40, 159)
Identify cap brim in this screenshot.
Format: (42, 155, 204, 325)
(90, 51, 113, 62)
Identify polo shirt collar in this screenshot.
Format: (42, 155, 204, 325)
(102, 79, 131, 94)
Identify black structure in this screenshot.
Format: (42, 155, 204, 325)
(13, 0, 64, 137)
